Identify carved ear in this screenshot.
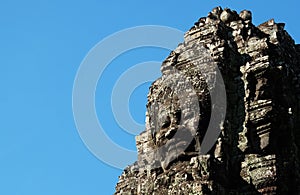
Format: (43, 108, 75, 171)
(174, 110, 182, 125)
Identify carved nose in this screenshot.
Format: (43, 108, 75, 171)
(161, 116, 171, 129)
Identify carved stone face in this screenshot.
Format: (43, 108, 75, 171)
(149, 89, 181, 148)
(144, 58, 213, 170)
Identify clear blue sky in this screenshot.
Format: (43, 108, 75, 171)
(0, 0, 299, 194)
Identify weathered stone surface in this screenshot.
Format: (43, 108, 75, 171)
(115, 7, 300, 194)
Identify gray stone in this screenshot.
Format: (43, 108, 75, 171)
(115, 7, 300, 195)
(239, 10, 252, 21)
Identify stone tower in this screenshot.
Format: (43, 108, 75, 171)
(115, 7, 300, 194)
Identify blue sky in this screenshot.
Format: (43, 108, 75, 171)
(0, 0, 299, 194)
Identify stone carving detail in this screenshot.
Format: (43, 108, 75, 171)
(115, 7, 300, 194)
